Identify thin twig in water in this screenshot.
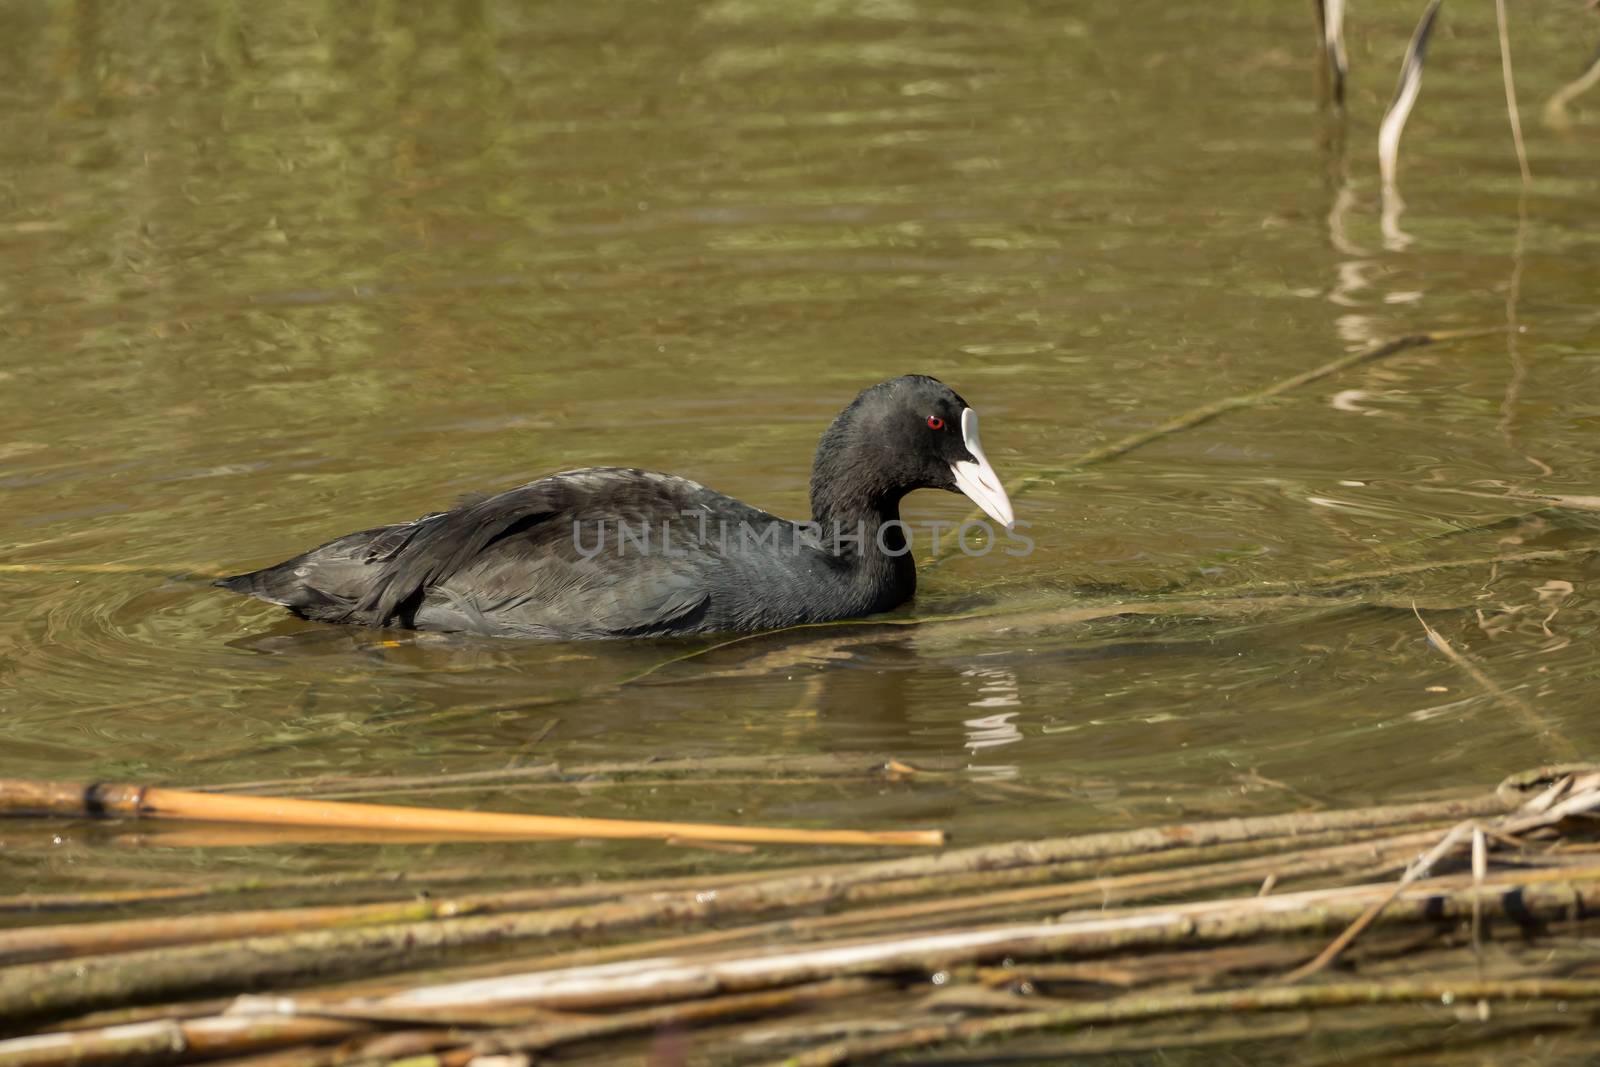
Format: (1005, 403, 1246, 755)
(0, 778, 944, 848)
(200, 754, 931, 797)
(0, 562, 226, 578)
(1379, 0, 1444, 248)
(1284, 777, 1600, 984)
(1472, 824, 1490, 1020)
(1229, 546, 1600, 598)
(1494, 0, 1533, 184)
(1409, 603, 1574, 759)
(1543, 41, 1600, 134)
(1281, 819, 1475, 984)
(1498, 206, 1530, 446)
(1315, 0, 1349, 107)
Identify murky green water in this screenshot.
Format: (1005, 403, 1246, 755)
(1, 1, 1598, 899)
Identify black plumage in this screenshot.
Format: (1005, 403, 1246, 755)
(216, 375, 1015, 639)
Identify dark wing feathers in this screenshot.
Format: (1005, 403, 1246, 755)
(219, 468, 745, 637)
(357, 498, 558, 625)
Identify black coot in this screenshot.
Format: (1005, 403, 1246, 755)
(216, 375, 1015, 639)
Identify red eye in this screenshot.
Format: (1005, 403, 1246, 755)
(926, 415, 944, 430)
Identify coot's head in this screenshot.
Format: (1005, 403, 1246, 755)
(810, 375, 1015, 528)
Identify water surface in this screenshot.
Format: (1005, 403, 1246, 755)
(1, 1, 1598, 897)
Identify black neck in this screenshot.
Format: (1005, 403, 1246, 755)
(808, 422, 917, 603)
(808, 417, 901, 536)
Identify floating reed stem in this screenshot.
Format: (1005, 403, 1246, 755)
(1378, 0, 1444, 196)
(1543, 42, 1600, 133)
(0, 562, 226, 577)
(0, 778, 944, 849)
(1409, 603, 1576, 760)
(1314, 0, 1349, 107)
(1494, 0, 1533, 184)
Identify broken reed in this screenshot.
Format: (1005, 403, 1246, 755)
(2, 766, 1600, 1066)
(0, 776, 944, 849)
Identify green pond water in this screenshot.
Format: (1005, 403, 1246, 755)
(1, 0, 1598, 911)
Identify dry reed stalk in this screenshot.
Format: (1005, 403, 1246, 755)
(200, 753, 942, 798)
(0, 791, 1509, 1024)
(981, 941, 1324, 991)
(1378, 0, 1444, 195)
(282, 776, 881, 805)
(0, 863, 628, 915)
(0, 884, 234, 914)
(1286, 776, 1600, 982)
(405, 865, 1600, 1024)
(1543, 42, 1600, 132)
(1283, 821, 1477, 984)
(2, 775, 1593, 1063)
(0, 778, 943, 849)
(11, 887, 1584, 1067)
(0, 825, 1427, 966)
(1496, 764, 1600, 806)
(1378, 0, 1444, 248)
(766, 978, 1600, 1067)
(243, 869, 1600, 1014)
(460, 977, 886, 1060)
(0, 562, 226, 577)
(0, 981, 875, 1067)
(420, 824, 1453, 992)
(761, 827, 1453, 946)
(94, 825, 534, 849)
(1494, 0, 1532, 184)
(324, 831, 1413, 1004)
(0, 1015, 367, 1067)
(838, 823, 1418, 906)
(1314, 0, 1348, 106)
(1409, 603, 1576, 760)
(0, 898, 468, 969)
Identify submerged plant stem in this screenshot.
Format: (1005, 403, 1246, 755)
(1495, 0, 1533, 185)
(937, 326, 1504, 557)
(1410, 604, 1572, 759)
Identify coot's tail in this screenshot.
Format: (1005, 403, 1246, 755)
(215, 570, 259, 593)
(214, 567, 289, 602)
(214, 560, 327, 613)
(213, 525, 407, 623)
